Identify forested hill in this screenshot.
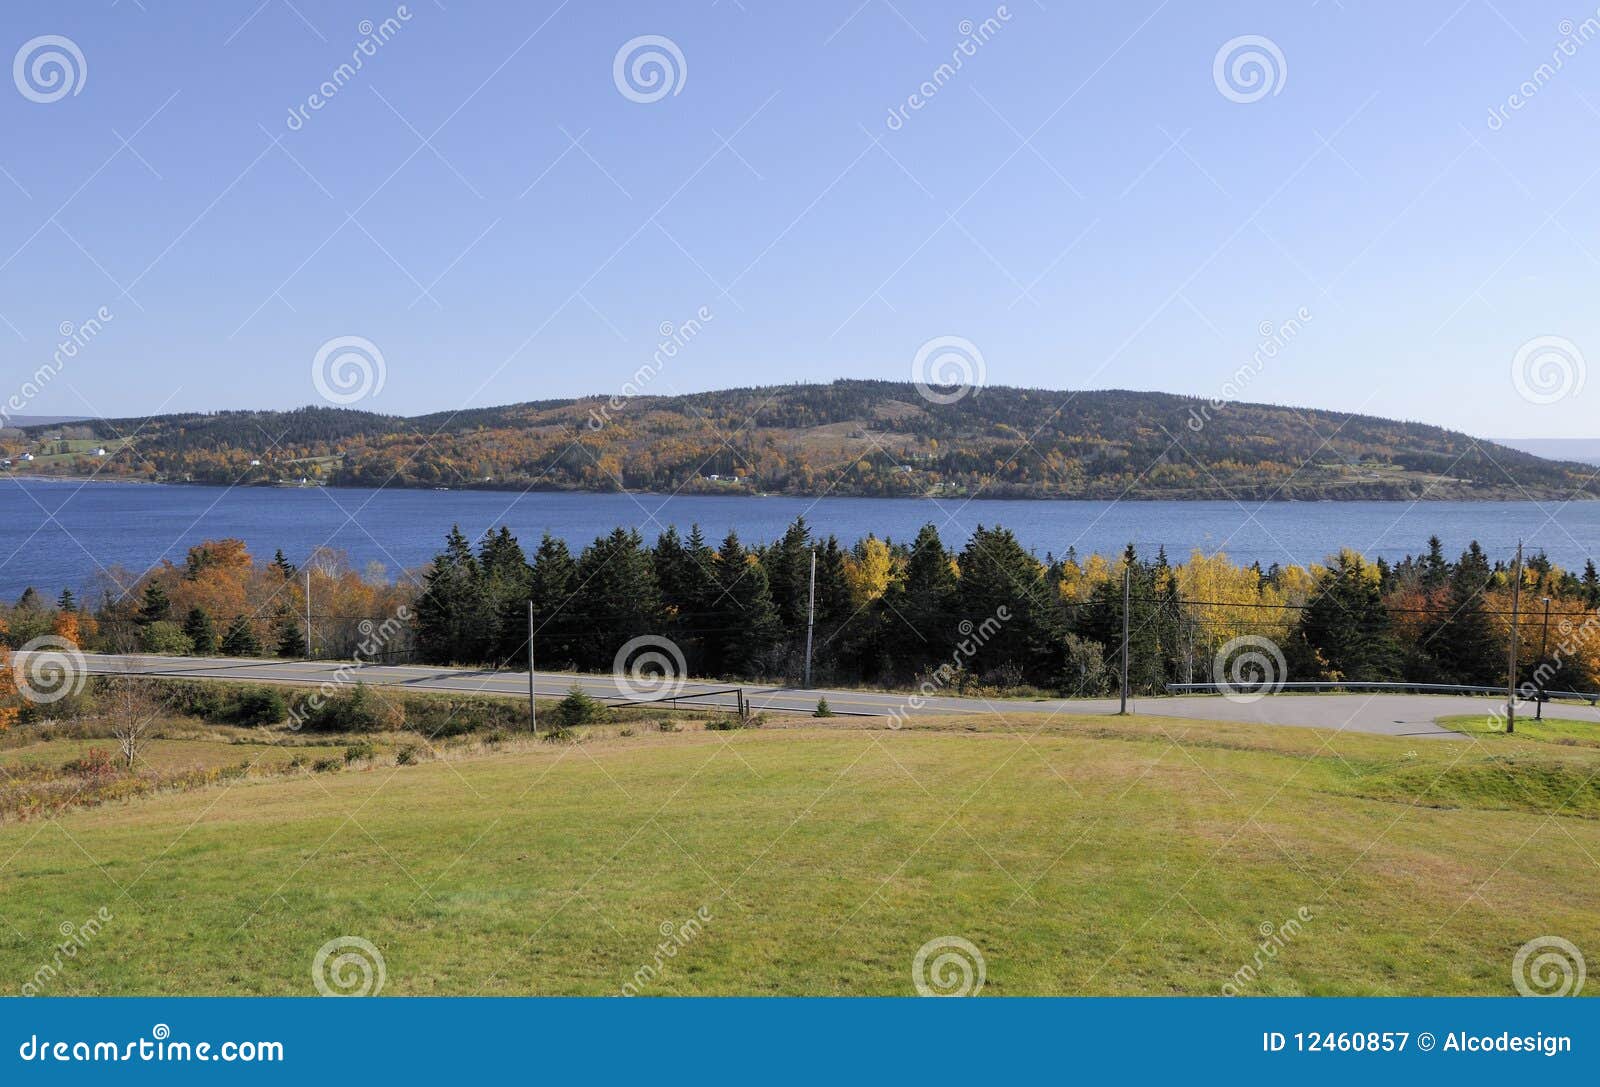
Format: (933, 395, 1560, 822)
(6, 380, 1596, 500)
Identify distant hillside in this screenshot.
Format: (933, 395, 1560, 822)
(4, 381, 1596, 501)
(1495, 438, 1600, 467)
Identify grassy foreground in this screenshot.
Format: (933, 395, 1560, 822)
(1, 708, 1597, 996)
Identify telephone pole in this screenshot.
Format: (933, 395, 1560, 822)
(527, 600, 537, 737)
(804, 549, 817, 688)
(1119, 563, 1131, 715)
(1506, 542, 1523, 735)
(304, 566, 312, 658)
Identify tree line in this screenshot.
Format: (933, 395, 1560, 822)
(4, 521, 1598, 730)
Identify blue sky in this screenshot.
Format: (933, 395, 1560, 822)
(2, 0, 1598, 437)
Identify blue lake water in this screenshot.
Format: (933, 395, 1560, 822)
(1, 478, 1596, 598)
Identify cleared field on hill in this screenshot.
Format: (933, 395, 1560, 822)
(1, 711, 1596, 995)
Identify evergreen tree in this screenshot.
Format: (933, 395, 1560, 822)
(183, 606, 218, 654)
(1420, 536, 1449, 591)
(705, 530, 783, 677)
(136, 581, 171, 627)
(276, 618, 308, 658)
(1583, 560, 1600, 607)
(56, 588, 76, 613)
(568, 529, 662, 670)
(1423, 542, 1505, 685)
(890, 524, 957, 669)
(413, 525, 482, 665)
(478, 526, 531, 663)
(955, 525, 1065, 684)
(515, 534, 580, 669)
(271, 549, 297, 579)
(1293, 552, 1400, 681)
(220, 615, 261, 656)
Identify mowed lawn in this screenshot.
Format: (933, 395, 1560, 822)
(1, 710, 1597, 996)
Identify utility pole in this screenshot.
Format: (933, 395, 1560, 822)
(804, 549, 817, 688)
(1537, 595, 1552, 721)
(304, 566, 312, 658)
(1119, 563, 1131, 715)
(527, 600, 537, 737)
(1506, 542, 1523, 734)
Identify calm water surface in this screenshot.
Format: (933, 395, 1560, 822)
(1, 478, 1595, 597)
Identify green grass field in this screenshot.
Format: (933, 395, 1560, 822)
(1, 707, 1596, 996)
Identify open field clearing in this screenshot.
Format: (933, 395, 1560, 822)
(1, 707, 1596, 996)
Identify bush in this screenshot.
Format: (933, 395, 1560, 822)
(483, 728, 508, 747)
(139, 620, 194, 656)
(551, 684, 609, 727)
(395, 743, 422, 766)
(63, 747, 117, 778)
(344, 740, 376, 763)
(705, 711, 766, 731)
(619, 727, 635, 738)
(287, 753, 309, 771)
(311, 756, 342, 773)
(297, 682, 405, 733)
(232, 687, 287, 726)
(814, 698, 834, 718)
(656, 719, 680, 733)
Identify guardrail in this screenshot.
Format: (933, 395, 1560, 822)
(1165, 680, 1600, 704)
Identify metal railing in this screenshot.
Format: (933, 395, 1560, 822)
(1165, 680, 1600, 704)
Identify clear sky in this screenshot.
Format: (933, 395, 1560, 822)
(2, 0, 1597, 437)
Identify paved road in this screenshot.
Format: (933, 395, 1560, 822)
(27, 651, 1583, 740)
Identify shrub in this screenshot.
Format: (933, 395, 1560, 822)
(551, 684, 609, 727)
(287, 753, 309, 771)
(140, 620, 194, 656)
(63, 747, 117, 778)
(656, 719, 680, 733)
(344, 740, 376, 764)
(311, 756, 342, 773)
(298, 682, 405, 733)
(395, 743, 422, 766)
(619, 727, 635, 738)
(232, 687, 287, 726)
(483, 728, 508, 747)
(814, 698, 834, 718)
(705, 711, 766, 731)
